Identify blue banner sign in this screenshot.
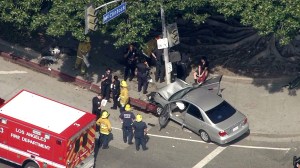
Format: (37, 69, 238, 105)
(103, 3, 126, 24)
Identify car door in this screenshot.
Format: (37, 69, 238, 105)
(184, 104, 207, 133)
(158, 104, 170, 130)
(200, 75, 222, 95)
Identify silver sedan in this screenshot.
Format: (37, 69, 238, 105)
(148, 76, 249, 144)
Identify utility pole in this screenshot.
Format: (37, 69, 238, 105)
(161, 4, 171, 84)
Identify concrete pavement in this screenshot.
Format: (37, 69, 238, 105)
(0, 38, 300, 143)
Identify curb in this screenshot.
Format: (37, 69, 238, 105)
(211, 73, 292, 84)
(1, 50, 298, 143)
(0, 51, 101, 93)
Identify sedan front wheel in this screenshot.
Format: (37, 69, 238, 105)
(199, 130, 211, 143)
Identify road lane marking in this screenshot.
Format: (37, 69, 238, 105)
(230, 144, 290, 151)
(0, 70, 27, 74)
(111, 126, 290, 151)
(193, 146, 227, 168)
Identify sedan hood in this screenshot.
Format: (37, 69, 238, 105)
(157, 79, 191, 100)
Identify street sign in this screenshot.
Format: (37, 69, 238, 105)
(167, 23, 180, 47)
(157, 38, 168, 49)
(103, 2, 126, 24)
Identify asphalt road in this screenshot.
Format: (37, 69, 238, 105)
(0, 58, 299, 168)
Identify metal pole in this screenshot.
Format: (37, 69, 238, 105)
(95, 0, 122, 10)
(161, 5, 171, 84)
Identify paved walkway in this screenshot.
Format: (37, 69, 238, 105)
(0, 38, 300, 143)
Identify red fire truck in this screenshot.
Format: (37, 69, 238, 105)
(0, 90, 96, 168)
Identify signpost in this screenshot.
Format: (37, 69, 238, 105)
(103, 2, 126, 24)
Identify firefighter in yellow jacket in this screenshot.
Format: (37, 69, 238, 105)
(75, 37, 91, 75)
(119, 80, 129, 112)
(96, 110, 112, 149)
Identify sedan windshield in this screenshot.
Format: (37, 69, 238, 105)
(168, 87, 194, 101)
(206, 101, 236, 124)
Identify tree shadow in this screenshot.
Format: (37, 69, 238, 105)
(1, 16, 300, 96)
(177, 15, 300, 95)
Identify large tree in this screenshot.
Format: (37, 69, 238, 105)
(211, 0, 300, 45)
(0, 0, 209, 46)
(1, 0, 300, 77)
(202, 0, 300, 77)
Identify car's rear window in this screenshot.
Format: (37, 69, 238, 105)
(206, 101, 236, 124)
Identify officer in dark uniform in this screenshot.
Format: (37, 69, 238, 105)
(119, 104, 135, 144)
(177, 52, 190, 81)
(133, 114, 148, 151)
(152, 48, 165, 83)
(92, 94, 103, 132)
(100, 68, 112, 100)
(111, 75, 120, 110)
(136, 58, 150, 94)
(124, 44, 138, 81)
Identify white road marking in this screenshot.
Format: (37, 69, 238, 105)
(230, 144, 290, 151)
(193, 146, 227, 168)
(111, 126, 290, 151)
(0, 70, 27, 74)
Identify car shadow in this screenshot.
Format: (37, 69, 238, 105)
(217, 129, 251, 147)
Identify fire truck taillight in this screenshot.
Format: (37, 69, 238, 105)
(0, 98, 5, 106)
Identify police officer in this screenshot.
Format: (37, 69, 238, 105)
(132, 114, 148, 151)
(136, 58, 150, 94)
(100, 68, 112, 100)
(177, 52, 190, 81)
(92, 93, 103, 131)
(111, 76, 120, 110)
(119, 104, 135, 145)
(151, 47, 165, 83)
(124, 44, 138, 81)
(96, 110, 112, 149)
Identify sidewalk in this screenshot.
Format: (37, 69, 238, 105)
(1, 38, 300, 143)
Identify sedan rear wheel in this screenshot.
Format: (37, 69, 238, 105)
(199, 130, 211, 143)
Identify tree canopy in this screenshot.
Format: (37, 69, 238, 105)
(0, 0, 209, 47)
(0, 0, 299, 47)
(211, 0, 300, 45)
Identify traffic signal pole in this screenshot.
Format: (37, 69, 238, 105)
(95, 0, 123, 10)
(161, 5, 171, 84)
(85, 0, 123, 34)
(88, 0, 172, 84)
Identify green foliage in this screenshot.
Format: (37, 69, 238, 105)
(211, 0, 300, 45)
(2, 0, 299, 47)
(0, 0, 209, 47)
